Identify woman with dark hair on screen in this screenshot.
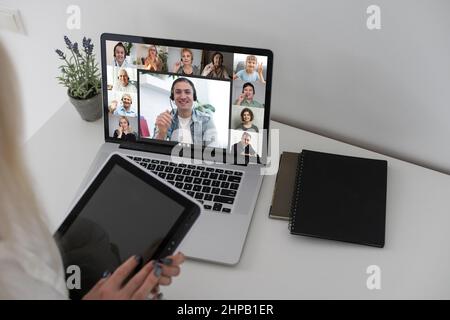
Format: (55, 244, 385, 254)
(0, 47, 185, 299)
(113, 42, 128, 68)
(172, 48, 200, 76)
(201, 52, 230, 79)
(235, 108, 259, 133)
(113, 116, 137, 142)
(144, 45, 163, 72)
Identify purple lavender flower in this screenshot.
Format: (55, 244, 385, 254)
(55, 49, 65, 59)
(64, 36, 73, 49)
(72, 42, 81, 56)
(86, 43, 94, 56)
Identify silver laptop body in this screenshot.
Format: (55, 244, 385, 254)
(74, 33, 273, 265)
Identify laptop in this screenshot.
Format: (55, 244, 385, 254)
(75, 33, 273, 265)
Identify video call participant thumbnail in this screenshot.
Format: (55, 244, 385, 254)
(172, 48, 200, 76)
(113, 69, 136, 93)
(201, 52, 230, 79)
(109, 93, 137, 117)
(234, 82, 263, 108)
(232, 132, 256, 157)
(113, 116, 137, 142)
(233, 55, 266, 84)
(113, 42, 129, 68)
(154, 77, 217, 146)
(235, 108, 259, 133)
(144, 45, 163, 72)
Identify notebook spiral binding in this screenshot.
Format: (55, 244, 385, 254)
(288, 152, 304, 233)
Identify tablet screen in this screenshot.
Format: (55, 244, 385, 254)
(57, 161, 188, 298)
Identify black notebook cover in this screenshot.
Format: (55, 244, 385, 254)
(289, 150, 387, 248)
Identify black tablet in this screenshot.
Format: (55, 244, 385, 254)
(54, 153, 201, 299)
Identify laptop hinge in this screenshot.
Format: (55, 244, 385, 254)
(118, 142, 264, 167)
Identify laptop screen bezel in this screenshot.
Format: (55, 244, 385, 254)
(100, 33, 273, 164)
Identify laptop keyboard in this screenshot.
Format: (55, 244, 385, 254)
(128, 156, 243, 214)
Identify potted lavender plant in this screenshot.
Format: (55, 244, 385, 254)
(55, 36, 102, 121)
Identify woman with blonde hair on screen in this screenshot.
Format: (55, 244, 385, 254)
(0, 46, 184, 300)
(143, 45, 163, 72)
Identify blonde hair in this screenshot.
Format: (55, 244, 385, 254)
(180, 48, 193, 62)
(246, 55, 257, 64)
(0, 44, 63, 279)
(119, 116, 134, 133)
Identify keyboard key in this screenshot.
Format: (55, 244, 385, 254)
(192, 170, 201, 177)
(197, 166, 205, 171)
(127, 155, 133, 159)
(167, 174, 175, 180)
(204, 194, 213, 201)
(204, 205, 212, 210)
(148, 164, 156, 170)
(134, 157, 142, 162)
(202, 179, 211, 186)
(193, 185, 202, 192)
(175, 182, 183, 189)
(213, 195, 234, 205)
(156, 165, 165, 172)
(182, 169, 192, 175)
(225, 170, 233, 175)
(200, 172, 209, 178)
(175, 175, 184, 182)
(211, 188, 220, 194)
(151, 159, 159, 164)
(160, 161, 169, 165)
(187, 191, 195, 197)
(142, 158, 150, 163)
(228, 176, 241, 183)
(215, 169, 224, 173)
(184, 176, 193, 183)
(158, 172, 166, 179)
(220, 189, 236, 197)
(220, 182, 230, 189)
(174, 168, 182, 174)
(169, 162, 177, 166)
(222, 208, 231, 213)
(211, 180, 220, 187)
(164, 166, 174, 173)
(219, 174, 227, 181)
(202, 186, 211, 193)
(206, 167, 215, 172)
(234, 171, 243, 176)
(140, 162, 147, 168)
(183, 184, 193, 191)
(178, 164, 187, 168)
(168, 180, 175, 185)
(230, 183, 239, 190)
(213, 203, 222, 211)
(209, 173, 218, 180)
(193, 178, 202, 184)
(195, 193, 204, 200)
(187, 165, 196, 169)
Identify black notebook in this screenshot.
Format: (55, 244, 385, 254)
(289, 150, 388, 248)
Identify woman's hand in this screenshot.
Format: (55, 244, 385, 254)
(236, 93, 245, 105)
(202, 63, 213, 76)
(173, 61, 181, 73)
(83, 252, 185, 300)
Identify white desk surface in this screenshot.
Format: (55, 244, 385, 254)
(25, 102, 450, 299)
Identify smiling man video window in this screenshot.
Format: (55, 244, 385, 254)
(153, 77, 217, 146)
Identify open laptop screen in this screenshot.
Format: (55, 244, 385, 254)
(101, 34, 272, 159)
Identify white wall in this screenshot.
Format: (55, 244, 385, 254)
(1, 0, 450, 173)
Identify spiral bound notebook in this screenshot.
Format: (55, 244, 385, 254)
(289, 150, 388, 248)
